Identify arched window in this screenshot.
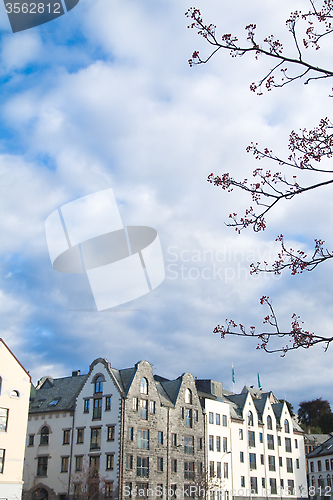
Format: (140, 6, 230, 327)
(185, 388, 192, 404)
(319, 476, 325, 488)
(40, 426, 49, 445)
(267, 415, 272, 430)
(311, 476, 315, 487)
(94, 376, 103, 394)
(327, 475, 331, 488)
(284, 419, 290, 433)
(140, 378, 148, 395)
(248, 411, 253, 426)
(10, 389, 19, 398)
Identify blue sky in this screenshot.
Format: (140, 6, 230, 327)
(1, 0, 333, 412)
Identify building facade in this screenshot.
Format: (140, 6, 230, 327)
(0, 338, 31, 500)
(307, 435, 333, 499)
(23, 359, 308, 500)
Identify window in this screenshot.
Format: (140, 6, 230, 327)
(40, 426, 49, 445)
(157, 431, 163, 445)
(259, 432, 263, 443)
(105, 396, 111, 411)
(133, 398, 138, 411)
(281, 479, 284, 489)
(261, 454, 264, 465)
(249, 453, 256, 470)
(157, 457, 163, 472)
(197, 437, 203, 450)
(77, 428, 84, 444)
(171, 433, 177, 446)
(171, 459, 177, 472)
(137, 456, 149, 477)
(137, 483, 149, 498)
(209, 461, 214, 478)
(106, 454, 114, 470)
(170, 485, 177, 499)
(126, 455, 133, 469)
(0, 377, 1, 395)
(0, 449, 4, 474)
(267, 434, 274, 450)
(180, 407, 184, 419)
(223, 462, 228, 479)
(37, 456, 48, 476)
(267, 415, 272, 430)
(268, 456, 275, 471)
(223, 437, 227, 453)
(318, 476, 325, 488)
(331, 459, 333, 470)
(185, 388, 192, 404)
(285, 437, 292, 452)
(326, 459, 330, 471)
(209, 435, 214, 451)
(216, 436, 221, 452)
(296, 459, 300, 469)
(278, 436, 281, 446)
(248, 431, 255, 447)
(185, 462, 195, 483)
(61, 456, 69, 473)
(327, 475, 332, 488)
(250, 477, 258, 494)
(248, 411, 253, 426)
(90, 428, 101, 450)
(286, 457, 293, 473)
(240, 452, 244, 463)
(90, 455, 100, 472)
(241, 476, 245, 488)
(127, 427, 134, 441)
(222, 415, 227, 426)
(209, 412, 214, 424)
(63, 429, 70, 445)
(140, 399, 148, 420)
(74, 484, 82, 499)
(284, 419, 290, 433)
(157, 484, 163, 499)
(107, 425, 115, 442)
(94, 375, 104, 394)
(194, 409, 198, 422)
(105, 482, 113, 498)
(28, 435, 34, 446)
(217, 462, 221, 478)
(239, 428, 243, 440)
(93, 398, 102, 420)
(185, 409, 192, 428)
(84, 399, 90, 413)
(310, 462, 314, 473)
(262, 478, 266, 489)
(295, 439, 298, 449)
(184, 436, 194, 454)
(137, 429, 149, 449)
(140, 378, 148, 394)
(318, 460, 322, 472)
(150, 401, 155, 414)
(75, 455, 83, 471)
(270, 478, 277, 495)
(287, 480, 295, 495)
(216, 413, 220, 425)
(279, 457, 283, 467)
(198, 462, 203, 475)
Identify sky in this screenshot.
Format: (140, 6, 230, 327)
(0, 0, 333, 413)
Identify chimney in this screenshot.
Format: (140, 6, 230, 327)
(72, 370, 81, 377)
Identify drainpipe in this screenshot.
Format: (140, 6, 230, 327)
(166, 407, 170, 500)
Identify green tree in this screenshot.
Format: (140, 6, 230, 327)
(298, 398, 332, 428)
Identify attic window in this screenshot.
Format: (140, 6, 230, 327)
(10, 390, 20, 398)
(34, 400, 45, 408)
(49, 398, 61, 406)
(328, 445, 333, 450)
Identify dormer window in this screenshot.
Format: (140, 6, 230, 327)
(48, 398, 61, 407)
(94, 376, 104, 394)
(140, 378, 148, 395)
(185, 389, 192, 404)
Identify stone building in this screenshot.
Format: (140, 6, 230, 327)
(307, 434, 333, 498)
(23, 358, 205, 500)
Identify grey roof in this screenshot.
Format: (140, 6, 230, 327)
(305, 434, 331, 446)
(160, 378, 182, 405)
(117, 367, 137, 395)
(29, 374, 87, 413)
(308, 435, 333, 458)
(154, 381, 174, 407)
(254, 398, 266, 422)
(272, 402, 284, 425)
(226, 393, 248, 415)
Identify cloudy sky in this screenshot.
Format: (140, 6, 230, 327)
(0, 0, 332, 412)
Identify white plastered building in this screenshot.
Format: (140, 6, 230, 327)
(0, 338, 31, 500)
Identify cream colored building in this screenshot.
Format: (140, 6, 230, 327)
(0, 338, 31, 500)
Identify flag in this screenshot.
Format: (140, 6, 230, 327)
(257, 372, 262, 389)
(232, 366, 235, 384)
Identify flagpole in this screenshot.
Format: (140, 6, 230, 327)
(232, 364, 235, 393)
